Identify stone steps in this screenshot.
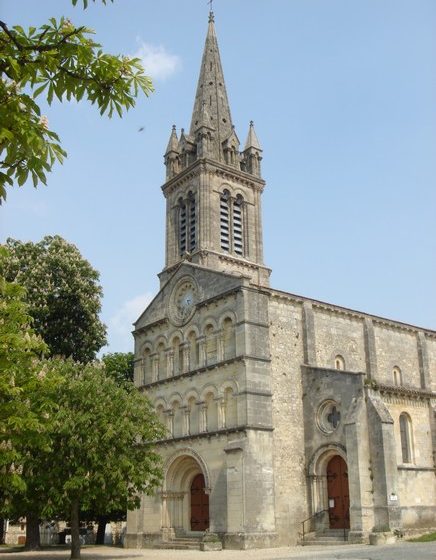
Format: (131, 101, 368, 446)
(301, 529, 349, 546)
(155, 537, 202, 550)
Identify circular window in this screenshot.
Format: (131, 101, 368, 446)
(317, 400, 341, 435)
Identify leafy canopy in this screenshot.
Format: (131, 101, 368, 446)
(1, 236, 107, 363)
(0, 4, 152, 200)
(0, 247, 54, 500)
(36, 359, 164, 518)
(102, 352, 134, 385)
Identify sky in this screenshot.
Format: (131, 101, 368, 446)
(1, 0, 435, 353)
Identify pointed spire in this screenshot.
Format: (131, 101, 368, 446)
(189, 13, 233, 158)
(244, 121, 262, 151)
(165, 124, 179, 154)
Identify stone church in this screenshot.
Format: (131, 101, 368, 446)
(126, 12, 436, 549)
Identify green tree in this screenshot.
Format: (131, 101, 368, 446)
(102, 352, 134, 385)
(2, 236, 107, 363)
(0, 1, 153, 201)
(0, 248, 49, 495)
(31, 359, 164, 559)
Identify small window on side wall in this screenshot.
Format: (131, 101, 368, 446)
(399, 412, 413, 464)
(334, 355, 345, 371)
(393, 366, 402, 386)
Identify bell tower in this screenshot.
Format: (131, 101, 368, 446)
(160, 12, 270, 288)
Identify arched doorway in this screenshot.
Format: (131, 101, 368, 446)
(163, 450, 211, 536)
(190, 473, 209, 530)
(326, 455, 350, 529)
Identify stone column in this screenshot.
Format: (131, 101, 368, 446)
(302, 302, 316, 365)
(182, 343, 190, 373)
(166, 350, 174, 378)
(182, 407, 189, 436)
(151, 355, 158, 383)
(217, 332, 224, 362)
(363, 318, 377, 380)
(217, 398, 225, 429)
(417, 332, 430, 389)
(198, 338, 206, 368)
(199, 404, 207, 432)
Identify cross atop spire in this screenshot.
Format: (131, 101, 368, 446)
(189, 12, 233, 160)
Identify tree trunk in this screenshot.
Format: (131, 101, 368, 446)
(96, 515, 108, 545)
(24, 512, 40, 550)
(0, 518, 5, 545)
(70, 499, 81, 560)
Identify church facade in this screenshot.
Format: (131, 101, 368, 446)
(125, 13, 436, 549)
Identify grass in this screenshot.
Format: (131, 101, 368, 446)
(408, 532, 436, 542)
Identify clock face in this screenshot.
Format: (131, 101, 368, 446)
(170, 278, 198, 325)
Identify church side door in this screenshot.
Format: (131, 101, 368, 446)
(326, 455, 350, 529)
(190, 473, 209, 531)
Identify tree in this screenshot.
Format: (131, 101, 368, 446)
(0, 248, 60, 548)
(1, 236, 107, 363)
(102, 352, 134, 385)
(0, 248, 51, 497)
(0, 0, 153, 201)
(29, 359, 164, 559)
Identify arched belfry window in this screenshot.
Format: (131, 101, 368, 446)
(220, 190, 230, 252)
(220, 190, 245, 256)
(399, 412, 413, 463)
(178, 191, 196, 256)
(233, 195, 244, 256)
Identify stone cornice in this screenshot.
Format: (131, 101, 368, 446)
(377, 382, 435, 401)
(301, 364, 365, 377)
(268, 288, 436, 338)
(139, 354, 271, 391)
(161, 158, 265, 197)
(156, 424, 274, 446)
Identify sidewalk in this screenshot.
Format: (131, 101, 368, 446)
(1, 542, 436, 560)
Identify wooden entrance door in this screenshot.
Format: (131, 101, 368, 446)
(190, 473, 209, 531)
(326, 455, 350, 529)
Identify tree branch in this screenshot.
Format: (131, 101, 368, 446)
(0, 21, 24, 51)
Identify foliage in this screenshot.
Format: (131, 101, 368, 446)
(0, 248, 53, 502)
(408, 532, 436, 543)
(1, 236, 106, 363)
(0, 8, 153, 201)
(102, 352, 134, 385)
(30, 359, 164, 557)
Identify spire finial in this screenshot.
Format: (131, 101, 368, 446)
(250, 120, 254, 127)
(208, 0, 214, 22)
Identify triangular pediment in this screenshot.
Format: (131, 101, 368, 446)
(134, 262, 247, 332)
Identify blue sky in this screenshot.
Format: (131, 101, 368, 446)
(1, 0, 435, 352)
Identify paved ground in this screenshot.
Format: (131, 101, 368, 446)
(1, 542, 436, 560)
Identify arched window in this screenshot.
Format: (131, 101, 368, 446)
(220, 190, 230, 252)
(143, 348, 151, 384)
(335, 355, 345, 371)
(157, 343, 166, 380)
(172, 337, 183, 376)
(188, 396, 198, 435)
(399, 413, 413, 463)
(156, 405, 167, 434)
(222, 317, 236, 360)
(219, 190, 245, 256)
(178, 191, 196, 256)
(233, 195, 244, 256)
(393, 366, 402, 386)
(205, 324, 217, 365)
(224, 388, 237, 428)
(205, 392, 217, 431)
(171, 401, 183, 438)
(188, 331, 198, 370)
